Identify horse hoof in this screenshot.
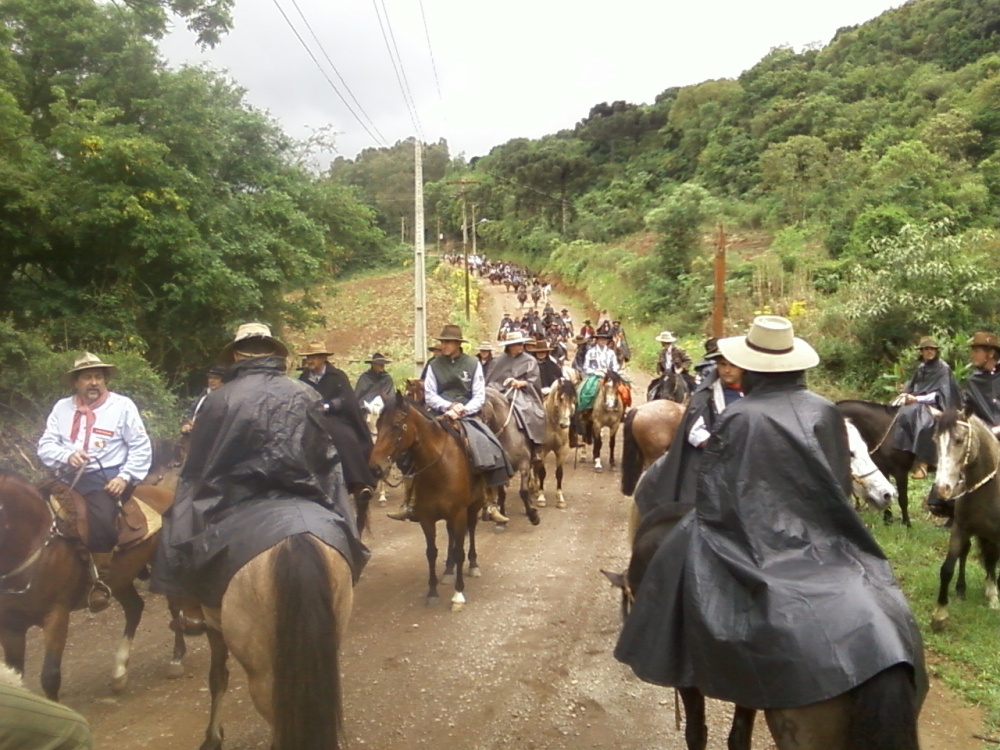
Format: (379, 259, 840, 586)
(470, 567, 482, 578)
(451, 592, 466, 612)
(528, 511, 541, 526)
(536, 495, 547, 508)
(556, 498, 566, 510)
(166, 661, 185, 679)
(441, 573, 455, 585)
(593, 464, 603, 473)
(493, 522, 507, 534)
(378, 499, 387, 507)
(110, 673, 128, 694)
(426, 595, 440, 607)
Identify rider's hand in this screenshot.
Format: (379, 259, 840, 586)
(67, 450, 89, 469)
(450, 403, 467, 418)
(904, 394, 918, 405)
(180, 421, 193, 435)
(105, 477, 127, 498)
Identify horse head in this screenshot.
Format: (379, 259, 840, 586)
(368, 391, 415, 481)
(548, 378, 577, 429)
(404, 378, 425, 405)
(600, 371, 622, 412)
(362, 395, 385, 438)
(845, 419, 896, 510)
(935, 406, 996, 500)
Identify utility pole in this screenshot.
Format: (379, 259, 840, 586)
(713, 223, 727, 339)
(400, 216, 406, 244)
(436, 216, 441, 254)
(413, 141, 427, 376)
(446, 179, 481, 322)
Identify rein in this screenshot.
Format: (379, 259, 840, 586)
(381, 410, 450, 488)
(0, 492, 57, 596)
(950, 420, 1000, 499)
(869, 409, 902, 456)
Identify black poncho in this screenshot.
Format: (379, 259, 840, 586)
(615, 372, 925, 709)
(151, 356, 369, 607)
(964, 368, 1000, 428)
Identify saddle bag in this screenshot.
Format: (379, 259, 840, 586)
(115, 494, 149, 550)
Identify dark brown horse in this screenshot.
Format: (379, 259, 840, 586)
(369, 393, 484, 610)
(0, 471, 195, 700)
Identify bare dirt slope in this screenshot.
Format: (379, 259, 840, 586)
(13, 273, 987, 749)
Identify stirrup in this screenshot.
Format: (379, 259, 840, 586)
(487, 505, 510, 523)
(170, 613, 207, 636)
(87, 580, 113, 614)
(386, 505, 416, 522)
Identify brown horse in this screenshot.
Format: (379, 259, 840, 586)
(369, 393, 485, 610)
(199, 533, 354, 750)
(580, 371, 628, 472)
(620, 400, 686, 496)
(0, 471, 194, 700)
(534, 379, 576, 509)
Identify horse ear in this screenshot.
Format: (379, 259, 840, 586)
(395, 390, 404, 408)
(600, 569, 626, 590)
(963, 398, 975, 419)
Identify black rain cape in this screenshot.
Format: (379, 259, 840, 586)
(615, 372, 925, 709)
(964, 368, 1000, 428)
(892, 357, 961, 463)
(151, 356, 369, 608)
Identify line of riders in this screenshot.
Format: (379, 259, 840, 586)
(17, 306, 1000, 747)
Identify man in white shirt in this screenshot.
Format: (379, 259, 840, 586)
(37, 352, 152, 613)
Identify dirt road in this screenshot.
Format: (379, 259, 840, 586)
(16, 275, 986, 749)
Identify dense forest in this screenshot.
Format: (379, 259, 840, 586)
(332, 0, 1000, 392)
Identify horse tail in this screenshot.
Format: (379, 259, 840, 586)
(273, 534, 343, 750)
(620, 409, 643, 497)
(848, 663, 919, 750)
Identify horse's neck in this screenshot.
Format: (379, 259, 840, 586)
(970, 419, 1000, 481)
(409, 412, 453, 465)
(0, 478, 50, 542)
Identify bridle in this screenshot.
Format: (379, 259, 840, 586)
(379, 406, 449, 488)
(945, 419, 1000, 499)
(0, 488, 58, 596)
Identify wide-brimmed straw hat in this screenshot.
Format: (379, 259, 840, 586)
(476, 340, 494, 352)
(717, 316, 819, 373)
(915, 336, 940, 350)
(364, 352, 393, 365)
(498, 331, 532, 347)
(969, 332, 999, 349)
(300, 340, 333, 357)
(63, 352, 118, 387)
(655, 331, 677, 344)
(435, 324, 467, 343)
(220, 322, 290, 364)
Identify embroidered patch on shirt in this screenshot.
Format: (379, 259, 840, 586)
(93, 428, 115, 437)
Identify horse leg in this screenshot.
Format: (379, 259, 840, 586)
(520, 468, 540, 526)
(981, 538, 1000, 610)
(677, 687, 707, 750)
(896, 471, 910, 527)
(497, 485, 508, 519)
(0, 622, 28, 677)
(764, 694, 851, 750)
(609, 425, 618, 469)
(729, 706, 757, 750)
(593, 428, 603, 472)
(448, 515, 468, 612)
(932, 526, 968, 630)
(442, 523, 456, 585)
(110, 582, 145, 693)
(535, 460, 548, 508)
(39, 604, 70, 701)
(955, 537, 972, 600)
(467, 504, 481, 578)
(199, 627, 230, 750)
(421, 519, 440, 606)
(377, 479, 388, 507)
(167, 600, 188, 679)
(555, 461, 566, 509)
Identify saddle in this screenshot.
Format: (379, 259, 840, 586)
(37, 479, 160, 551)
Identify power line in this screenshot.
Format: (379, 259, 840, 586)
(417, 0, 442, 99)
(371, 0, 422, 137)
(270, 0, 387, 147)
(287, 0, 389, 146)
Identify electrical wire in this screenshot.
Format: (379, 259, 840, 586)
(371, 0, 422, 137)
(270, 0, 386, 147)
(287, 0, 389, 146)
(417, 0, 442, 99)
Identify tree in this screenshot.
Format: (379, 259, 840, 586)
(759, 136, 830, 221)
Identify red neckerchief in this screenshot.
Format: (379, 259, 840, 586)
(70, 391, 110, 451)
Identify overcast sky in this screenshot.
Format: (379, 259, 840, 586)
(159, 0, 903, 162)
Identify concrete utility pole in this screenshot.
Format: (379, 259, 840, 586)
(713, 223, 727, 339)
(446, 179, 481, 321)
(413, 141, 427, 376)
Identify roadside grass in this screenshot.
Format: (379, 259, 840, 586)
(866, 484, 1000, 727)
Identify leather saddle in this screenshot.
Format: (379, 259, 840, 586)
(37, 479, 151, 551)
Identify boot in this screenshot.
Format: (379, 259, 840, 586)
(912, 462, 928, 480)
(485, 501, 510, 524)
(386, 500, 416, 522)
(88, 552, 114, 614)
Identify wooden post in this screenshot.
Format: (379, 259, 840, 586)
(462, 196, 470, 320)
(713, 223, 726, 339)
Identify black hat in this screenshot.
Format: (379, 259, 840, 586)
(208, 365, 228, 377)
(365, 352, 393, 365)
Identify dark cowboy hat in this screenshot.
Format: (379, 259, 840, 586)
(594, 330, 612, 339)
(969, 332, 1000, 349)
(526, 339, 553, 353)
(915, 336, 940, 350)
(573, 334, 591, 345)
(582, 319, 592, 325)
(62, 352, 117, 387)
(364, 352, 393, 365)
(434, 324, 467, 343)
(207, 365, 228, 377)
(703, 337, 722, 360)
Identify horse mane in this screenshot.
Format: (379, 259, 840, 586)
(557, 378, 576, 402)
(937, 408, 963, 434)
(0, 467, 29, 483)
(836, 399, 896, 414)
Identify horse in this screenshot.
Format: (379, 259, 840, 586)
(930, 408, 1000, 632)
(145, 435, 188, 492)
(620, 400, 686, 496)
(361, 395, 389, 506)
(369, 392, 484, 610)
(517, 288, 528, 309)
(534, 379, 576, 510)
(646, 368, 689, 404)
(481, 388, 540, 527)
(835, 400, 917, 526)
(530, 286, 542, 306)
(602, 451, 915, 750)
(199, 532, 355, 750)
(580, 371, 627, 472)
(0, 471, 196, 700)
(404, 377, 426, 405)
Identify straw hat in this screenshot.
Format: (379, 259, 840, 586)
(915, 337, 940, 350)
(477, 341, 494, 352)
(969, 332, 1000, 349)
(63, 352, 118, 387)
(364, 352, 393, 365)
(717, 316, 819, 373)
(655, 331, 677, 344)
(498, 331, 532, 347)
(434, 324, 467, 343)
(220, 323, 290, 363)
(300, 340, 333, 357)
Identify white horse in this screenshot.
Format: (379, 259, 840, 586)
(845, 418, 897, 511)
(362, 395, 389, 506)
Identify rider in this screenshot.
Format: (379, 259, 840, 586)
(892, 336, 962, 477)
(693, 338, 719, 385)
(181, 365, 227, 435)
(37, 353, 152, 613)
(577, 331, 620, 426)
(152, 323, 368, 609)
(528, 339, 563, 394)
(579, 319, 595, 339)
(387, 325, 511, 523)
(655, 331, 692, 377)
(963, 331, 1000, 434)
(571, 333, 591, 376)
(299, 340, 376, 504)
(354, 353, 395, 404)
(476, 341, 496, 382)
(616, 315, 926, 716)
(611, 320, 631, 363)
(486, 331, 546, 450)
(497, 313, 515, 338)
